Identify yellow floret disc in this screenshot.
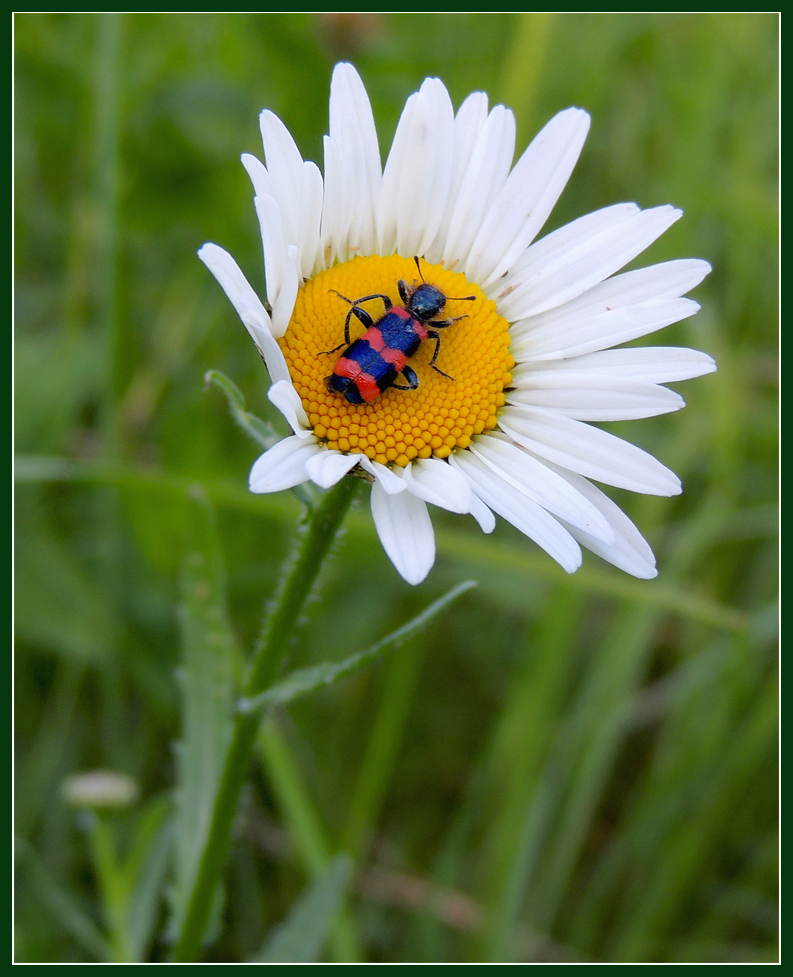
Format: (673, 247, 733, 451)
(278, 255, 514, 468)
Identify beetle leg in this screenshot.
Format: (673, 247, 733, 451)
(342, 292, 393, 311)
(431, 313, 470, 329)
(331, 289, 392, 315)
(348, 305, 375, 334)
(319, 341, 347, 356)
(325, 290, 393, 353)
(392, 365, 420, 391)
(345, 294, 393, 341)
(317, 306, 370, 355)
(426, 330, 454, 379)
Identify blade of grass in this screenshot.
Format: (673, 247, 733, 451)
(257, 720, 361, 962)
(339, 636, 424, 862)
(14, 663, 85, 838)
(615, 677, 777, 961)
(516, 607, 661, 954)
(254, 854, 353, 963)
(239, 581, 476, 715)
(125, 799, 173, 963)
(90, 818, 134, 962)
(15, 837, 112, 963)
(476, 590, 586, 959)
(169, 488, 237, 938)
(14, 522, 114, 664)
(568, 632, 776, 961)
(90, 9, 127, 776)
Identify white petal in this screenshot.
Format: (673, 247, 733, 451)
(497, 205, 682, 321)
(510, 259, 710, 361)
(298, 162, 324, 279)
(359, 458, 407, 494)
(329, 63, 381, 210)
(324, 119, 377, 265)
(305, 450, 362, 488)
(450, 451, 582, 573)
(378, 78, 456, 257)
(466, 107, 591, 287)
(197, 241, 270, 339)
(506, 372, 685, 421)
(249, 436, 318, 494)
(470, 434, 614, 543)
(402, 457, 474, 514)
(515, 346, 717, 383)
(423, 90, 489, 266)
(370, 480, 436, 586)
(271, 244, 300, 339)
(411, 78, 456, 257)
(197, 243, 291, 386)
(253, 193, 288, 307)
(339, 117, 377, 259)
(241, 152, 276, 197)
(268, 380, 311, 437)
(320, 135, 345, 268)
(441, 104, 517, 271)
(259, 109, 304, 243)
(496, 202, 638, 312)
(498, 406, 682, 496)
(251, 329, 292, 387)
(243, 160, 311, 341)
(466, 492, 496, 533)
(541, 462, 658, 578)
(453, 91, 490, 141)
(377, 91, 418, 255)
(241, 155, 278, 266)
(510, 298, 701, 362)
(328, 64, 381, 261)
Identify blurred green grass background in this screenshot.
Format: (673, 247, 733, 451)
(14, 12, 778, 963)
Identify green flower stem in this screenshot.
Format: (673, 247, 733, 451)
(173, 476, 360, 962)
(91, 817, 131, 963)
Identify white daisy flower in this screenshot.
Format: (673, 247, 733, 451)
(199, 63, 715, 586)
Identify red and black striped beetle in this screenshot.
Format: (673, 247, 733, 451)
(323, 257, 476, 405)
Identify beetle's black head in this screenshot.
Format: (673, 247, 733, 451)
(407, 283, 447, 322)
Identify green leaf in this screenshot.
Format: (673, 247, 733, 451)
(253, 854, 353, 963)
(256, 721, 362, 961)
(14, 331, 105, 455)
(169, 488, 237, 936)
(14, 521, 115, 663)
(15, 837, 112, 963)
(204, 369, 318, 509)
(124, 799, 173, 962)
(15, 663, 85, 838)
(239, 580, 478, 714)
(204, 370, 279, 451)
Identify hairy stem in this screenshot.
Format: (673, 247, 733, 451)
(172, 476, 360, 962)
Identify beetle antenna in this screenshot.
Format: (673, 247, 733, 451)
(414, 256, 474, 301)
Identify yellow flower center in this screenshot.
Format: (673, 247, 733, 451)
(279, 255, 514, 468)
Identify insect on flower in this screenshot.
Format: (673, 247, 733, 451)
(323, 257, 476, 405)
(199, 63, 716, 586)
